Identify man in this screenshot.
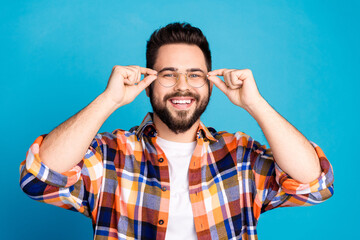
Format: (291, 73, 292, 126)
(20, 22, 334, 240)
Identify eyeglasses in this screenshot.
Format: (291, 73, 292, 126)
(156, 71, 208, 88)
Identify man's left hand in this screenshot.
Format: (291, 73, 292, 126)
(207, 69, 263, 110)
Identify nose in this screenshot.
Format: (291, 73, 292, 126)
(174, 73, 191, 91)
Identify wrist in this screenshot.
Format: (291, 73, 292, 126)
(243, 96, 268, 116)
(98, 92, 122, 113)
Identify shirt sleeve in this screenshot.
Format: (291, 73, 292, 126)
(19, 133, 107, 219)
(236, 133, 334, 219)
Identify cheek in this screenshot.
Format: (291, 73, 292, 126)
(151, 82, 162, 96)
(151, 84, 169, 102)
(199, 88, 210, 100)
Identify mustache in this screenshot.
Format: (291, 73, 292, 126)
(163, 91, 200, 102)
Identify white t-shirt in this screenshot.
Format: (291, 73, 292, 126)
(156, 136, 198, 240)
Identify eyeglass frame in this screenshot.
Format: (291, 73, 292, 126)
(155, 68, 209, 88)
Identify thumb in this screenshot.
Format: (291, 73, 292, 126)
(208, 75, 228, 94)
(134, 75, 157, 95)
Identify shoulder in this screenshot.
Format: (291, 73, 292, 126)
(207, 127, 268, 152)
(112, 126, 138, 138)
(90, 126, 139, 146)
(207, 127, 253, 144)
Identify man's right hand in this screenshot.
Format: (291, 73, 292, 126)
(103, 65, 158, 108)
(38, 65, 157, 173)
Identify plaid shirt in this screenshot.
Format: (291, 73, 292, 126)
(20, 112, 334, 240)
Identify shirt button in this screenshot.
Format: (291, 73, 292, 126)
(159, 219, 164, 225)
(158, 158, 164, 163)
(161, 186, 167, 191)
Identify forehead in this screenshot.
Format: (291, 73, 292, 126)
(153, 43, 207, 71)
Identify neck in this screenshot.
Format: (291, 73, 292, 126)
(153, 113, 199, 143)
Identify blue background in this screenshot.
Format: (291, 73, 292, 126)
(2, 0, 358, 239)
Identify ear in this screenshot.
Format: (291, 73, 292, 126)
(145, 83, 152, 97)
(209, 81, 214, 95)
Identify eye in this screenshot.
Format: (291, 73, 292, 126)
(189, 73, 201, 78)
(164, 74, 175, 77)
(160, 72, 176, 78)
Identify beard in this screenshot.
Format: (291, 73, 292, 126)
(149, 85, 210, 134)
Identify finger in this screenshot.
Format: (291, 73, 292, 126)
(140, 67, 158, 75)
(127, 65, 157, 83)
(208, 68, 227, 76)
(126, 65, 141, 84)
(122, 68, 137, 85)
(110, 65, 122, 79)
(230, 79, 243, 89)
(134, 66, 141, 83)
(135, 67, 143, 83)
(224, 71, 237, 89)
(124, 66, 140, 85)
(230, 71, 243, 88)
(134, 75, 157, 95)
(137, 69, 141, 83)
(111, 66, 133, 84)
(234, 69, 253, 81)
(207, 75, 228, 94)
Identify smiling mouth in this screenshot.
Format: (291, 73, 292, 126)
(168, 97, 195, 110)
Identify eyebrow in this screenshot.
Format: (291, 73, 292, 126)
(158, 67, 205, 73)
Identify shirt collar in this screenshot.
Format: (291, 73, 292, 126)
(135, 112, 218, 142)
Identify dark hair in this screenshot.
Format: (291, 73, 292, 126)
(146, 22, 211, 71)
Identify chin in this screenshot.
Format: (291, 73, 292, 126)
(171, 108, 194, 119)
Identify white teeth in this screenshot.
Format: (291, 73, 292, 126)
(171, 99, 191, 104)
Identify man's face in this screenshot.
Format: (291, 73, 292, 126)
(147, 43, 212, 134)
